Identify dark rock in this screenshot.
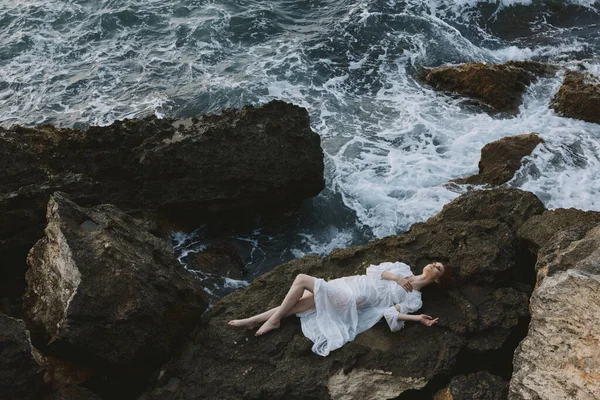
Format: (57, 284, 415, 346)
(453, 133, 544, 186)
(434, 372, 508, 400)
(34, 351, 94, 395)
(424, 61, 557, 112)
(45, 386, 102, 400)
(23, 193, 208, 394)
(0, 100, 324, 296)
(0, 314, 44, 399)
(141, 189, 543, 400)
(184, 245, 247, 302)
(187, 245, 245, 280)
(427, 188, 545, 237)
(551, 70, 600, 124)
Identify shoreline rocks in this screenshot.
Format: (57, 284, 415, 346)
(0, 100, 325, 299)
(509, 209, 600, 399)
(424, 61, 557, 112)
(551, 70, 600, 124)
(0, 314, 44, 399)
(24, 193, 208, 395)
(142, 188, 544, 400)
(452, 133, 544, 186)
(434, 372, 508, 400)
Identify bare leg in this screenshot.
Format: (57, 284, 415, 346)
(228, 293, 315, 330)
(255, 274, 315, 336)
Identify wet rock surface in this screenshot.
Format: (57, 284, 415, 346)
(0, 100, 324, 297)
(184, 245, 247, 301)
(434, 372, 508, 400)
(551, 70, 600, 124)
(453, 133, 544, 186)
(510, 224, 600, 399)
(142, 189, 544, 400)
(0, 314, 44, 399)
(23, 193, 208, 395)
(424, 61, 557, 112)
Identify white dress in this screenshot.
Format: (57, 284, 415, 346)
(297, 261, 423, 356)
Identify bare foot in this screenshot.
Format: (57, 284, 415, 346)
(255, 319, 280, 336)
(228, 318, 258, 330)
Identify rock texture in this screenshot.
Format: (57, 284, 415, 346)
(187, 245, 245, 281)
(510, 212, 600, 400)
(0, 314, 44, 399)
(23, 193, 208, 394)
(184, 245, 247, 301)
(551, 70, 600, 124)
(142, 189, 544, 400)
(45, 386, 102, 400)
(424, 61, 557, 112)
(0, 100, 324, 294)
(453, 133, 544, 186)
(434, 372, 508, 400)
(517, 208, 600, 281)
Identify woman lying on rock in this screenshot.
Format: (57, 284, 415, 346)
(229, 261, 452, 356)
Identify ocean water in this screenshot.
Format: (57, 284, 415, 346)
(2, 0, 599, 295)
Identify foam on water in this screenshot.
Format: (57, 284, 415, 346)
(2, 0, 600, 281)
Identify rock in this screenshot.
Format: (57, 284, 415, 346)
(518, 208, 600, 282)
(45, 386, 102, 400)
(184, 245, 247, 302)
(509, 225, 600, 400)
(427, 188, 545, 241)
(434, 372, 508, 400)
(0, 314, 44, 399)
(23, 193, 208, 394)
(453, 133, 544, 186)
(551, 70, 600, 124)
(0, 100, 324, 295)
(186, 245, 245, 281)
(424, 61, 557, 112)
(142, 189, 544, 400)
(33, 351, 94, 394)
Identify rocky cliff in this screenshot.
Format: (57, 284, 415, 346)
(142, 188, 545, 400)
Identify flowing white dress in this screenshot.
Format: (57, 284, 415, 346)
(297, 261, 423, 356)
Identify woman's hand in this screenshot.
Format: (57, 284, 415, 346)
(396, 277, 413, 292)
(418, 314, 438, 327)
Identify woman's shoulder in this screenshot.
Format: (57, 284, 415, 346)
(392, 261, 413, 275)
(368, 261, 411, 269)
(365, 261, 413, 280)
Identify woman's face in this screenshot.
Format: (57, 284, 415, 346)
(425, 262, 445, 281)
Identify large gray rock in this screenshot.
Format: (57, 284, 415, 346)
(453, 133, 544, 186)
(551, 70, 600, 124)
(142, 189, 544, 400)
(23, 193, 208, 390)
(0, 100, 324, 295)
(509, 225, 600, 400)
(0, 314, 44, 399)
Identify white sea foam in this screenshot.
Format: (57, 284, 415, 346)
(223, 278, 250, 289)
(290, 228, 355, 258)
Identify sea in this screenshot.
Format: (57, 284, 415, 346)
(2, 0, 599, 297)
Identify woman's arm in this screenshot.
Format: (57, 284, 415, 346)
(382, 271, 413, 292)
(395, 305, 438, 326)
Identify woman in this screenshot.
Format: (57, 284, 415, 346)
(229, 261, 450, 356)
